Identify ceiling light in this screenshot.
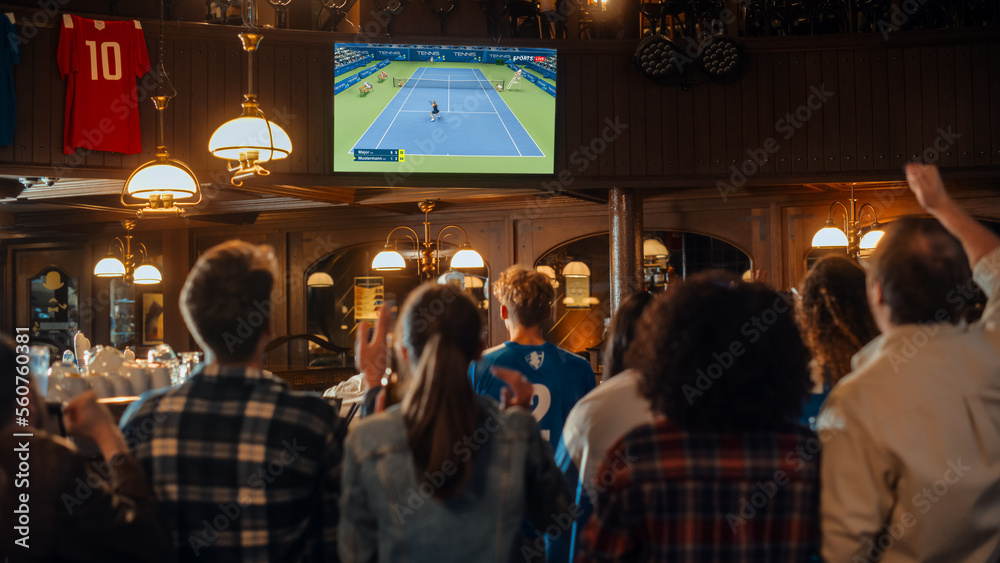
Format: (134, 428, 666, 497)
(371, 200, 484, 280)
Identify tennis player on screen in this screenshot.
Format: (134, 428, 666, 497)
(431, 100, 440, 122)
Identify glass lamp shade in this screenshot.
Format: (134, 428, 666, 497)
(859, 229, 885, 251)
(643, 238, 669, 259)
(124, 160, 198, 201)
(563, 261, 591, 278)
(372, 248, 406, 271)
(811, 223, 849, 248)
(209, 116, 292, 163)
(307, 272, 334, 287)
(133, 264, 162, 285)
(94, 257, 126, 277)
(451, 245, 485, 269)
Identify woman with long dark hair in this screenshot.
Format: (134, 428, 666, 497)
(339, 283, 571, 562)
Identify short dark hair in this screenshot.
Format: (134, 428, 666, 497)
(602, 291, 653, 380)
(493, 266, 554, 328)
(868, 217, 971, 325)
(180, 241, 278, 363)
(631, 273, 811, 432)
(1, 335, 19, 426)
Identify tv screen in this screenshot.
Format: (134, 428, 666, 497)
(333, 43, 557, 176)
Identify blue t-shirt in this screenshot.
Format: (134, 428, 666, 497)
(1, 16, 20, 146)
(470, 341, 596, 450)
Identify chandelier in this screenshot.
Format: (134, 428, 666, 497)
(93, 220, 161, 285)
(372, 200, 484, 280)
(811, 184, 885, 259)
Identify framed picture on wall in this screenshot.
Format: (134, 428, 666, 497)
(141, 293, 165, 346)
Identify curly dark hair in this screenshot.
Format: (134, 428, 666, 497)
(796, 255, 879, 384)
(631, 272, 811, 432)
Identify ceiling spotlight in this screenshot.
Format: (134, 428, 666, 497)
(699, 36, 744, 83)
(633, 35, 684, 85)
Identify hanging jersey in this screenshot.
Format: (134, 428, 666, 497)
(58, 14, 150, 155)
(469, 341, 596, 451)
(0, 15, 19, 146)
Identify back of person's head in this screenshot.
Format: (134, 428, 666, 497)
(868, 217, 971, 325)
(397, 282, 483, 500)
(493, 265, 554, 328)
(796, 255, 879, 383)
(630, 273, 810, 432)
(602, 290, 653, 381)
(181, 240, 277, 363)
(0, 335, 17, 426)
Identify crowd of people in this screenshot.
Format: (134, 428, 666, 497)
(2, 163, 1000, 562)
(335, 47, 369, 69)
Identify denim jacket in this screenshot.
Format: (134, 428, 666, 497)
(339, 396, 572, 563)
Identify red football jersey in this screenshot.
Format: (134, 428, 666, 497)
(58, 14, 151, 155)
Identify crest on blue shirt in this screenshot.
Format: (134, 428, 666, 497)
(526, 351, 544, 370)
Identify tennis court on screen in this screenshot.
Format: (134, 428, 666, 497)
(349, 67, 544, 158)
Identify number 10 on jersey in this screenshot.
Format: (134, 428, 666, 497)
(84, 41, 122, 81)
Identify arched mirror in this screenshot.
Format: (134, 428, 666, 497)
(304, 241, 490, 367)
(535, 230, 752, 373)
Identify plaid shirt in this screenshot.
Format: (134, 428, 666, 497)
(121, 364, 346, 562)
(579, 419, 819, 563)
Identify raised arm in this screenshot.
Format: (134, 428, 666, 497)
(905, 163, 1000, 269)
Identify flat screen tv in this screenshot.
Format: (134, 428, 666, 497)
(333, 43, 557, 176)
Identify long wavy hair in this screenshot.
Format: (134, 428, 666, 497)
(397, 283, 483, 500)
(796, 255, 880, 384)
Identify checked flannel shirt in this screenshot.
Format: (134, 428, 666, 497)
(578, 418, 820, 563)
(121, 364, 346, 562)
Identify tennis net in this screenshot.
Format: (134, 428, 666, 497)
(393, 77, 505, 91)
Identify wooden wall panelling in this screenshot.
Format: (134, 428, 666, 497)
(307, 47, 328, 175)
(918, 46, 939, 163)
(755, 53, 775, 175)
(970, 41, 992, 166)
(675, 82, 694, 175)
(289, 49, 309, 174)
(935, 44, 957, 168)
(748, 206, 769, 278)
(595, 55, 614, 175)
(626, 56, 644, 176)
(612, 56, 631, 175)
(271, 45, 293, 175)
(771, 53, 791, 173)
(562, 54, 582, 179)
(12, 26, 34, 165)
(266, 230, 290, 367)
(869, 49, 889, 168)
(992, 41, 1000, 166)
(579, 56, 598, 177)
(886, 48, 907, 170)
(804, 50, 824, 173)
(171, 39, 193, 165)
(854, 49, 874, 171)
(788, 51, 807, 173)
(836, 50, 856, 172)
(653, 74, 671, 176)
(709, 83, 727, 176)
(693, 81, 712, 175)
(953, 43, 975, 167)
(162, 227, 190, 354)
(286, 231, 308, 367)
(822, 51, 841, 172)
(187, 39, 209, 174)
(30, 25, 52, 166)
(740, 54, 759, 177)
(723, 79, 742, 178)
(903, 47, 923, 163)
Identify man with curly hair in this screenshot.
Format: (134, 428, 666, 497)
(469, 265, 596, 451)
(578, 273, 818, 562)
(818, 164, 1000, 562)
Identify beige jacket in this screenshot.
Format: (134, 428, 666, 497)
(819, 247, 1000, 562)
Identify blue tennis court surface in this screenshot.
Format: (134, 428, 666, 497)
(349, 67, 544, 158)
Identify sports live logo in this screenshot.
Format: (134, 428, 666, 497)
(512, 55, 548, 62)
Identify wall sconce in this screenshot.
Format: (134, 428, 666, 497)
(371, 200, 485, 280)
(811, 184, 884, 259)
(562, 261, 592, 308)
(93, 220, 161, 285)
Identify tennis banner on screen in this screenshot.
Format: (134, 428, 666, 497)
(337, 43, 554, 66)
